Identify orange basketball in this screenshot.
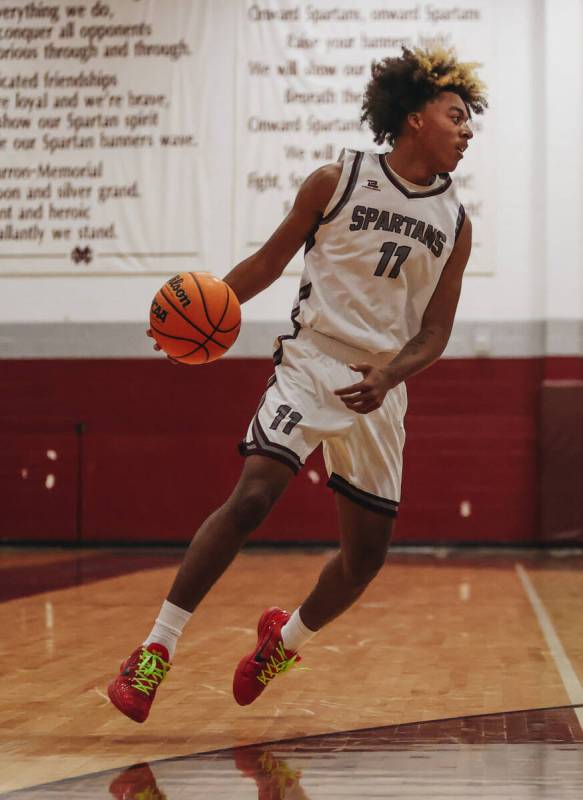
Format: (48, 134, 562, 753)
(149, 272, 241, 364)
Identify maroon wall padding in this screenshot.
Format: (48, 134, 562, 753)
(539, 381, 583, 544)
(544, 357, 583, 381)
(400, 358, 540, 543)
(0, 356, 580, 545)
(0, 430, 79, 542)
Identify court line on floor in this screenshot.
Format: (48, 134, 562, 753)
(516, 563, 583, 729)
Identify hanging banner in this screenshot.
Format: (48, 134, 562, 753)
(235, 0, 496, 275)
(0, 0, 208, 275)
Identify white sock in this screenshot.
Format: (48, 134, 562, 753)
(281, 608, 317, 652)
(143, 600, 192, 660)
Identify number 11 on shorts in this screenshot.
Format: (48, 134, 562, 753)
(270, 404, 303, 435)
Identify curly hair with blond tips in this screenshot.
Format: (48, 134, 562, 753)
(361, 47, 488, 146)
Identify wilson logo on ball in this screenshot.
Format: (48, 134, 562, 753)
(167, 274, 192, 308)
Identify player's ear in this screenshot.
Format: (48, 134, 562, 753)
(407, 111, 423, 132)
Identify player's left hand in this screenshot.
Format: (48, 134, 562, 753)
(334, 363, 399, 414)
(146, 328, 182, 366)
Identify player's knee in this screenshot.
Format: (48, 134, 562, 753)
(229, 486, 275, 534)
(344, 548, 387, 588)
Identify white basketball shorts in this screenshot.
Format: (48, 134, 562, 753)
(239, 326, 407, 517)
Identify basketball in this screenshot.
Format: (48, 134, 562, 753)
(149, 272, 241, 364)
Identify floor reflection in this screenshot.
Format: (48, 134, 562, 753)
(107, 740, 583, 800)
(108, 762, 168, 800)
(233, 747, 308, 800)
(5, 707, 583, 799)
(105, 749, 309, 800)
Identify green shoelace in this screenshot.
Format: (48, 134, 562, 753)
(131, 649, 170, 696)
(256, 641, 299, 687)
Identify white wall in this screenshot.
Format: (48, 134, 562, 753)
(457, 0, 543, 323)
(2, 0, 582, 357)
(544, 0, 583, 320)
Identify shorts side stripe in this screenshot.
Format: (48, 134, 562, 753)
(238, 440, 301, 474)
(252, 416, 303, 473)
(327, 472, 399, 517)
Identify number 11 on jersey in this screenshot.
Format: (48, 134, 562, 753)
(374, 241, 412, 279)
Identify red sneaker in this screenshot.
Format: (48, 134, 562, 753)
(233, 607, 300, 706)
(109, 762, 167, 799)
(107, 643, 170, 723)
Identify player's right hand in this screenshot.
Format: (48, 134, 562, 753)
(146, 328, 182, 365)
(334, 362, 399, 414)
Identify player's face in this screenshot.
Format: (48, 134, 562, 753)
(416, 91, 474, 173)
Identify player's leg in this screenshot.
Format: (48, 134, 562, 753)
(232, 494, 394, 707)
(232, 366, 406, 706)
(282, 375, 404, 643)
(108, 454, 293, 723)
(291, 382, 405, 635)
(166, 454, 293, 613)
(296, 493, 394, 631)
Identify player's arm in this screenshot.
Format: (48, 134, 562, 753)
(147, 164, 340, 360)
(336, 215, 472, 413)
(222, 162, 342, 303)
(383, 214, 473, 383)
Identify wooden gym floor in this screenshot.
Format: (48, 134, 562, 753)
(0, 546, 582, 798)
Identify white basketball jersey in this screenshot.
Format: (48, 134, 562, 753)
(293, 149, 465, 354)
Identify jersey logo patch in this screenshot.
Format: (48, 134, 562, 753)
(362, 179, 380, 191)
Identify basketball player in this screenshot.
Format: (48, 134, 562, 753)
(108, 47, 487, 722)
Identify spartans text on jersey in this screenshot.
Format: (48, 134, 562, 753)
(349, 204, 446, 257)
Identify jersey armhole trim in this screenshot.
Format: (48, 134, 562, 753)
(454, 203, 466, 240)
(320, 151, 364, 225)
